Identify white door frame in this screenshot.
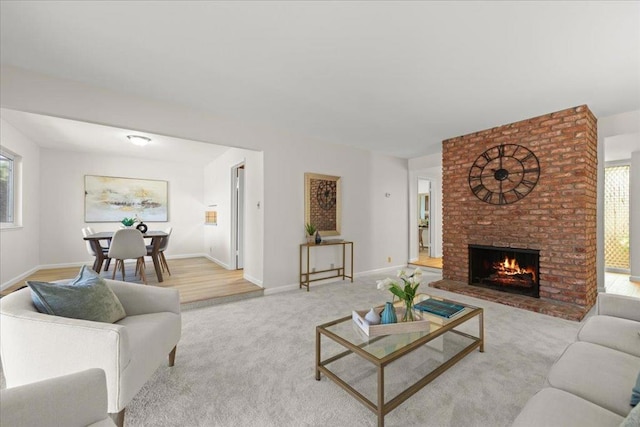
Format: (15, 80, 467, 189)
(230, 161, 245, 270)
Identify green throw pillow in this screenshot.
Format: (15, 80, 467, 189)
(27, 266, 126, 323)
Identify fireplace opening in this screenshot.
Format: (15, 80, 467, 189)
(468, 245, 540, 298)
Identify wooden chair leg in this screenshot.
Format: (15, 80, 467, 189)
(111, 260, 118, 280)
(104, 258, 111, 272)
(120, 259, 125, 281)
(111, 408, 125, 427)
(138, 257, 147, 285)
(161, 252, 171, 276)
(169, 346, 177, 367)
(135, 259, 141, 276)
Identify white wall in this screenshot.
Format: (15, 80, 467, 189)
(262, 139, 409, 289)
(0, 119, 41, 288)
(38, 149, 205, 266)
(203, 147, 264, 285)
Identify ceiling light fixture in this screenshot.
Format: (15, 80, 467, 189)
(127, 135, 151, 146)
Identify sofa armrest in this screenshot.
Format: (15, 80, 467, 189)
(597, 293, 640, 322)
(0, 369, 115, 427)
(0, 304, 130, 397)
(105, 280, 180, 316)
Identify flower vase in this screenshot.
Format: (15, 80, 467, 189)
(380, 302, 397, 324)
(402, 299, 415, 322)
(364, 308, 381, 325)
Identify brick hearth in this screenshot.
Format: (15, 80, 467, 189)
(429, 279, 586, 321)
(441, 105, 597, 321)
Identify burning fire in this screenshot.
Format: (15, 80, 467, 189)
(495, 256, 536, 282)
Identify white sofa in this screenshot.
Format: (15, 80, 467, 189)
(1, 368, 116, 427)
(0, 279, 181, 426)
(512, 293, 640, 426)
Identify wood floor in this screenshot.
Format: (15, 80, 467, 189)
(410, 249, 443, 269)
(1, 257, 264, 305)
(605, 272, 640, 298)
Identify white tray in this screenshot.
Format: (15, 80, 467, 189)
(352, 307, 431, 337)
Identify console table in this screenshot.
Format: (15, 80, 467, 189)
(299, 240, 354, 291)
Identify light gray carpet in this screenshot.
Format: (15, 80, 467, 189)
(121, 271, 583, 427)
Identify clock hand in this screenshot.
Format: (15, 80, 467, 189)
(508, 168, 539, 176)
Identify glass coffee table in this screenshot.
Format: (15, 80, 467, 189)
(315, 294, 483, 427)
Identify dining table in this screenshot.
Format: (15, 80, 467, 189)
(83, 230, 169, 282)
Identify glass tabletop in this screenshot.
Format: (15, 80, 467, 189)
(320, 294, 481, 360)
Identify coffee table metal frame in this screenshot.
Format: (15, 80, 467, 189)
(315, 299, 484, 427)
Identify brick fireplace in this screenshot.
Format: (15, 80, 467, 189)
(431, 105, 598, 321)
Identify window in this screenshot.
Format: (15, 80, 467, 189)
(0, 148, 20, 227)
(604, 164, 630, 271)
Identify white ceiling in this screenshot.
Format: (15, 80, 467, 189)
(1, 1, 639, 159)
(0, 108, 230, 166)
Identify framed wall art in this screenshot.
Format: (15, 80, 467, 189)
(84, 175, 168, 222)
(305, 173, 341, 236)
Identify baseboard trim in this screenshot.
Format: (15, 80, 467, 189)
(1, 265, 40, 291)
(165, 253, 205, 260)
(203, 254, 231, 270)
(243, 273, 263, 287)
(38, 261, 88, 269)
(263, 277, 344, 295)
(263, 264, 413, 294)
(354, 264, 407, 277)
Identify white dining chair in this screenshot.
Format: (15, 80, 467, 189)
(108, 228, 147, 284)
(82, 227, 111, 272)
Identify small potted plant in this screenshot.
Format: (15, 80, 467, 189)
(121, 217, 136, 227)
(304, 223, 317, 244)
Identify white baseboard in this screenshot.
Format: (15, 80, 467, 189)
(630, 275, 640, 283)
(263, 283, 299, 295)
(263, 264, 412, 295)
(354, 264, 407, 277)
(243, 273, 263, 287)
(166, 253, 206, 260)
(263, 276, 344, 295)
(203, 254, 231, 270)
(38, 261, 90, 269)
(1, 265, 41, 291)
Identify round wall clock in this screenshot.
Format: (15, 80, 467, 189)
(316, 180, 337, 210)
(468, 144, 540, 205)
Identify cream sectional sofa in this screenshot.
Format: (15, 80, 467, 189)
(512, 293, 640, 426)
(1, 369, 116, 427)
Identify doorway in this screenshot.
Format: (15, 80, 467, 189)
(418, 179, 430, 256)
(231, 163, 245, 270)
(412, 178, 442, 269)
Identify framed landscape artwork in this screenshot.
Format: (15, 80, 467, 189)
(85, 175, 168, 222)
(305, 173, 341, 236)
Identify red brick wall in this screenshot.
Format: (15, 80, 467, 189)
(442, 105, 598, 309)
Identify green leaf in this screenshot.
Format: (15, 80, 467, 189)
(389, 286, 405, 300)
